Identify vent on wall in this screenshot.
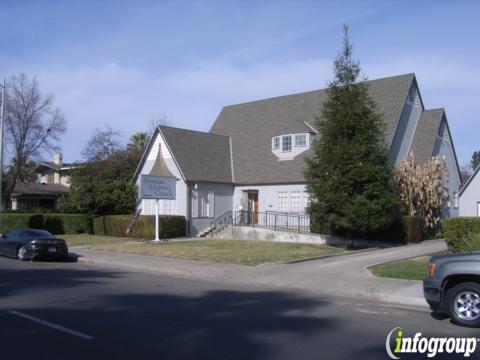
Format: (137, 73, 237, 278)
(438, 120, 449, 139)
(408, 86, 422, 108)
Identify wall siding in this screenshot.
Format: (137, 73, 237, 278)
(460, 171, 480, 216)
(233, 183, 308, 213)
(432, 120, 461, 218)
(389, 86, 423, 165)
(136, 131, 188, 217)
(189, 182, 234, 235)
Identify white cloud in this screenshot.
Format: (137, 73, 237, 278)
(7, 53, 477, 165)
(22, 58, 334, 162)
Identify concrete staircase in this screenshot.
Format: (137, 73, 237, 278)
(197, 223, 231, 238)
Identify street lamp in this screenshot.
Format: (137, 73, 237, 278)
(0, 78, 5, 227)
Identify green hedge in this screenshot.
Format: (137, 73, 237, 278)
(444, 217, 480, 252)
(401, 216, 423, 244)
(312, 215, 423, 244)
(0, 213, 92, 234)
(93, 215, 186, 239)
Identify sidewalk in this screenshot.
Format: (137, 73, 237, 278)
(72, 240, 447, 309)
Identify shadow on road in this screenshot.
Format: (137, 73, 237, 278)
(0, 261, 338, 360)
(0, 262, 123, 299)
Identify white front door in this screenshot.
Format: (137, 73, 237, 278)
(477, 202, 480, 217)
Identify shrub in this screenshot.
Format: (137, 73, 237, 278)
(353, 218, 406, 244)
(293, 214, 424, 244)
(45, 214, 93, 234)
(444, 217, 480, 252)
(310, 221, 333, 235)
(402, 216, 423, 244)
(0, 213, 32, 232)
(0, 213, 92, 234)
(93, 215, 186, 239)
(465, 233, 480, 252)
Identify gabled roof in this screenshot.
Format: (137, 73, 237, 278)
(134, 126, 233, 184)
(11, 183, 70, 196)
(159, 126, 233, 183)
(410, 108, 444, 165)
(460, 165, 480, 196)
(210, 73, 415, 184)
(35, 162, 78, 172)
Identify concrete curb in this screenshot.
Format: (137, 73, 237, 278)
(76, 255, 204, 278)
(284, 247, 379, 264)
(382, 294, 429, 309)
(72, 240, 448, 311)
(75, 250, 431, 311)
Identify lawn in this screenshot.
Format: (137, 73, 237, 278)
(61, 234, 139, 247)
(86, 239, 347, 266)
(370, 256, 430, 281)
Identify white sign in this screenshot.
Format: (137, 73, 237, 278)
(140, 175, 176, 200)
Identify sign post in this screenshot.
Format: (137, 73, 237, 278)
(155, 199, 159, 241)
(140, 175, 176, 242)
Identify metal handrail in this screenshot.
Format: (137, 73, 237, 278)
(232, 210, 311, 234)
(210, 210, 234, 236)
(209, 210, 312, 234)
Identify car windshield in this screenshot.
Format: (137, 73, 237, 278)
(18, 230, 54, 238)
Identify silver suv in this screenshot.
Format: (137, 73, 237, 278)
(423, 252, 480, 327)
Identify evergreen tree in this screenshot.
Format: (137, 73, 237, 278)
(60, 148, 140, 216)
(471, 150, 480, 171)
(305, 26, 398, 236)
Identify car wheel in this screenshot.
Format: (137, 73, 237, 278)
(17, 246, 27, 261)
(446, 282, 480, 327)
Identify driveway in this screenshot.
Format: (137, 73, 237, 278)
(73, 240, 446, 308)
(250, 240, 447, 306)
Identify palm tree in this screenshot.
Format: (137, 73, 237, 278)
(127, 132, 150, 153)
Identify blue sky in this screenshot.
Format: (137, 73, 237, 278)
(1, 0, 478, 167)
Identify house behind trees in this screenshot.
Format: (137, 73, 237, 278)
(10, 153, 79, 211)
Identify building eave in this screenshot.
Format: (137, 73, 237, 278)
(460, 165, 480, 196)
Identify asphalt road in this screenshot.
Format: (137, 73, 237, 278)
(0, 257, 478, 360)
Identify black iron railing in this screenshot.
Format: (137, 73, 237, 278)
(210, 210, 311, 234)
(209, 210, 237, 236)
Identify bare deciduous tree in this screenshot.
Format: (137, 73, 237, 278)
(5, 73, 66, 191)
(393, 153, 449, 230)
(146, 114, 173, 134)
(81, 126, 123, 161)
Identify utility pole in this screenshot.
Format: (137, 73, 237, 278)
(0, 78, 5, 230)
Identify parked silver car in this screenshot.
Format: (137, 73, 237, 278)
(424, 252, 480, 327)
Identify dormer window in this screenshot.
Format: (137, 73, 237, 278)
(295, 134, 307, 146)
(282, 136, 292, 152)
(272, 133, 311, 160)
(272, 137, 280, 150)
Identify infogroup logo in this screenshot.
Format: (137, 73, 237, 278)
(385, 327, 479, 359)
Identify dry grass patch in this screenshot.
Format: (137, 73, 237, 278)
(61, 234, 139, 247)
(90, 239, 347, 266)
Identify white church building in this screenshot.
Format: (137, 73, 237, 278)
(133, 74, 462, 235)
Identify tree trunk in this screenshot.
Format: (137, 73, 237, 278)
(345, 231, 354, 249)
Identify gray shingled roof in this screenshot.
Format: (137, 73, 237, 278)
(36, 162, 78, 172)
(12, 183, 70, 196)
(460, 165, 480, 196)
(410, 108, 444, 165)
(159, 125, 233, 183)
(210, 73, 415, 184)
